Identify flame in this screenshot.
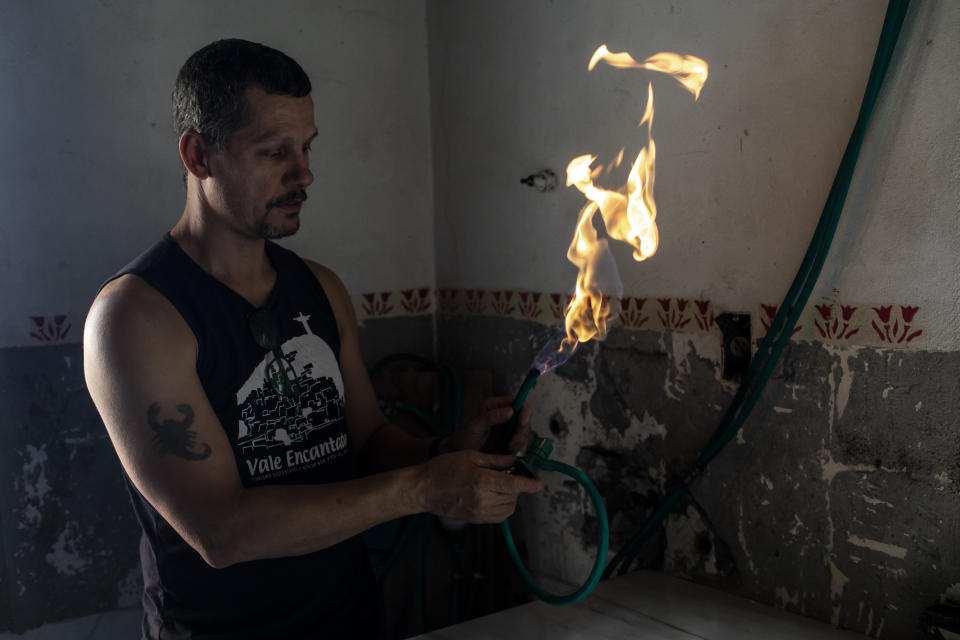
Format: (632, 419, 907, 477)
(588, 45, 709, 99)
(561, 47, 707, 350)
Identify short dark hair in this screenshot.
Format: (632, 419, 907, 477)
(172, 39, 311, 151)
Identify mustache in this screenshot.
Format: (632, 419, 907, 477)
(268, 190, 308, 208)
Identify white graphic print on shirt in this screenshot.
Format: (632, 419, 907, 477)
(234, 313, 348, 481)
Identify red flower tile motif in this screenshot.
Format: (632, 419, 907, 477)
(464, 290, 486, 315)
(620, 297, 648, 329)
(400, 288, 432, 314)
(814, 304, 860, 341)
(657, 298, 691, 330)
(438, 288, 458, 314)
(550, 293, 572, 320)
(355, 287, 925, 349)
(517, 292, 541, 319)
(362, 292, 393, 317)
(760, 304, 802, 336)
(30, 315, 72, 342)
(490, 290, 515, 316)
(694, 299, 714, 331)
(872, 305, 922, 344)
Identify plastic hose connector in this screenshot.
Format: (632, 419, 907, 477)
(500, 438, 609, 606)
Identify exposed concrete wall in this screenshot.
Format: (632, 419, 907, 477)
(0, 344, 141, 631)
(439, 315, 959, 638)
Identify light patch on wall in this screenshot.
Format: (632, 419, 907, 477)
(824, 344, 857, 421)
(116, 564, 143, 608)
(663, 334, 722, 401)
(775, 586, 800, 609)
(45, 520, 90, 576)
(860, 494, 895, 508)
(664, 505, 717, 578)
(787, 514, 804, 537)
(819, 449, 887, 484)
(628, 410, 666, 442)
(648, 459, 668, 494)
(943, 583, 960, 603)
(18, 444, 51, 528)
(737, 501, 755, 574)
(828, 559, 850, 625)
(846, 534, 908, 560)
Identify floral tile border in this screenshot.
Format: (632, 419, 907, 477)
(351, 288, 926, 349)
(19, 294, 925, 349)
(27, 315, 73, 343)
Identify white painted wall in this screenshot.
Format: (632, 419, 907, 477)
(2, 1, 956, 350)
(429, 0, 959, 350)
(0, 0, 435, 347)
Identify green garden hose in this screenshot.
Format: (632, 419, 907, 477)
(500, 438, 610, 606)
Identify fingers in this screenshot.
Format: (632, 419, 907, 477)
(465, 452, 544, 493)
(507, 406, 533, 454)
(470, 451, 521, 471)
(423, 450, 543, 523)
(480, 395, 516, 413)
(478, 396, 518, 426)
(496, 472, 543, 495)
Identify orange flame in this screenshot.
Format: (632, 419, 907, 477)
(562, 47, 707, 350)
(588, 45, 709, 100)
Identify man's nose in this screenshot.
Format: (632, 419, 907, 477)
(287, 155, 313, 189)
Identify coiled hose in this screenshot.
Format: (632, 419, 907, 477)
(500, 455, 610, 606)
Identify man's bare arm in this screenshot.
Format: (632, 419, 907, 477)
(84, 275, 540, 569)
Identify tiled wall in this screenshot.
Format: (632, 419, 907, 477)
(352, 288, 928, 350)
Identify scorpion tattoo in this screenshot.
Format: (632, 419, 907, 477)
(146, 402, 212, 460)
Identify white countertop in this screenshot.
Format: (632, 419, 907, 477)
(412, 570, 863, 639)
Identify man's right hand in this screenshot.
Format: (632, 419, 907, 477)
(416, 451, 543, 523)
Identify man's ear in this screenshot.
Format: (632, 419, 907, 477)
(179, 131, 213, 179)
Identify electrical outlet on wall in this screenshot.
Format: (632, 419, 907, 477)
(716, 313, 750, 380)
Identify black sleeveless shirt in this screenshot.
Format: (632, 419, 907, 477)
(109, 234, 382, 639)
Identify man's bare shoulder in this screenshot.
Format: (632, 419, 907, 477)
(299, 258, 355, 338)
(85, 274, 194, 358)
(300, 259, 350, 306)
(300, 259, 341, 291)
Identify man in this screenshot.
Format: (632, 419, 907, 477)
(83, 39, 541, 639)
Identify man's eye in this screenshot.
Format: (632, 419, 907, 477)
(268, 149, 285, 158)
(303, 145, 312, 153)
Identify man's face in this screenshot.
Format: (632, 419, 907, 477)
(205, 86, 317, 239)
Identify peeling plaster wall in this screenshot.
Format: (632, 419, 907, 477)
(439, 317, 960, 638)
(0, 345, 142, 631)
(429, 1, 960, 638)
